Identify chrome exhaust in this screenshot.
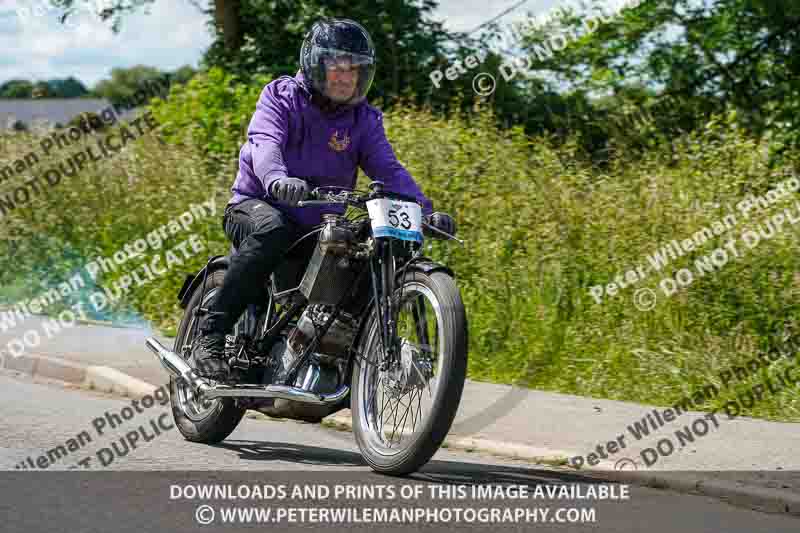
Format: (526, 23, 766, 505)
(144, 337, 349, 405)
(200, 383, 350, 403)
(145, 337, 209, 390)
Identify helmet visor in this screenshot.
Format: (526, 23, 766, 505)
(314, 48, 375, 105)
(319, 48, 375, 69)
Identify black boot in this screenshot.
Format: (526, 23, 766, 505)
(192, 331, 229, 381)
(191, 305, 233, 381)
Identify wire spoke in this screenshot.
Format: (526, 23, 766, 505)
(392, 392, 415, 444)
(395, 391, 413, 442)
(409, 387, 419, 432)
(361, 282, 444, 454)
(407, 386, 421, 434)
(377, 375, 390, 435)
(414, 385, 424, 433)
(383, 389, 403, 446)
(384, 382, 400, 436)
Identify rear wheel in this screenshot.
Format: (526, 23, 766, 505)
(351, 270, 468, 475)
(170, 269, 246, 443)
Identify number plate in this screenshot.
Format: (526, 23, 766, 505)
(366, 198, 423, 242)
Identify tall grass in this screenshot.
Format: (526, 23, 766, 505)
(1, 77, 798, 422)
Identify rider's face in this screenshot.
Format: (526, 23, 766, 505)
(324, 57, 359, 103)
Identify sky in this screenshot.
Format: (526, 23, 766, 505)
(0, 0, 584, 88)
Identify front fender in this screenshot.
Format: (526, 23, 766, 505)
(177, 255, 229, 308)
(399, 257, 454, 279)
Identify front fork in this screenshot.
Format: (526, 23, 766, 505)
(371, 238, 398, 370)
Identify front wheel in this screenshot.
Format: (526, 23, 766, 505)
(351, 270, 468, 476)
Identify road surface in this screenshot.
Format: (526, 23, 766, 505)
(1, 371, 798, 532)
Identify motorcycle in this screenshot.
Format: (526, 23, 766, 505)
(145, 180, 468, 475)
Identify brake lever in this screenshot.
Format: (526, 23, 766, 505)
(422, 222, 465, 246)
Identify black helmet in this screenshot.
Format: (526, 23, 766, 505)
(300, 18, 376, 107)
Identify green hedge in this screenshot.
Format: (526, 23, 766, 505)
(1, 72, 799, 422)
(149, 67, 273, 165)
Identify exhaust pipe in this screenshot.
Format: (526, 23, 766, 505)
(144, 337, 349, 405)
(145, 337, 208, 390)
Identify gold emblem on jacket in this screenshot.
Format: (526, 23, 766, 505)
(328, 130, 351, 152)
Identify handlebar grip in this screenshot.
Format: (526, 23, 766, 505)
(296, 186, 319, 206)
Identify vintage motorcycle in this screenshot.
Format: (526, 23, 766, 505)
(145, 181, 468, 475)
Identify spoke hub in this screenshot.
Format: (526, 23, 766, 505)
(381, 338, 432, 394)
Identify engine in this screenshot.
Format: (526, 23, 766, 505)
(255, 214, 366, 421)
(256, 305, 359, 421)
(287, 305, 359, 359)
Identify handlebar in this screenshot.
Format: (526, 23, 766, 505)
(294, 199, 333, 207)
(295, 183, 422, 209)
(292, 181, 464, 245)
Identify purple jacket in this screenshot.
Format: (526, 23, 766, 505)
(230, 71, 433, 227)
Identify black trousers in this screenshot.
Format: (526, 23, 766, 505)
(203, 198, 370, 335)
(203, 198, 316, 335)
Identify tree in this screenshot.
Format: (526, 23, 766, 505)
(0, 78, 89, 98)
(47, 77, 90, 98)
(90, 65, 197, 105)
(91, 65, 167, 105)
(170, 65, 198, 85)
(515, 0, 800, 142)
(52, 0, 562, 141)
(32, 82, 52, 98)
(202, 0, 454, 105)
(55, 0, 243, 52)
(214, 0, 241, 51)
(0, 80, 34, 98)
(56, 0, 463, 106)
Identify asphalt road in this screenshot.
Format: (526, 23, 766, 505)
(1, 371, 798, 533)
(3, 316, 799, 474)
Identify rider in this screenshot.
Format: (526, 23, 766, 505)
(193, 18, 457, 380)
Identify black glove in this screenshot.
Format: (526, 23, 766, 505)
(424, 212, 456, 237)
(269, 177, 309, 206)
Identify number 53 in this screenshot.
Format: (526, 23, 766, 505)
(388, 209, 412, 229)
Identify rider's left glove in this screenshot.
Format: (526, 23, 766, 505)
(424, 212, 456, 237)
